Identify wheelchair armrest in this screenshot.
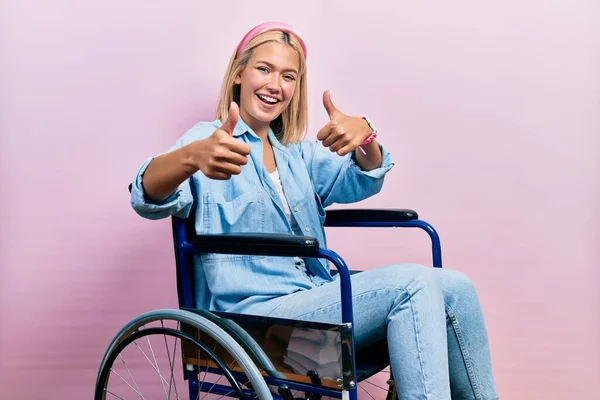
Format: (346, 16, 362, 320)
(191, 233, 320, 258)
(324, 208, 419, 227)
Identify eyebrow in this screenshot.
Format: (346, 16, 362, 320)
(255, 60, 298, 75)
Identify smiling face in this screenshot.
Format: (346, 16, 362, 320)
(233, 41, 300, 137)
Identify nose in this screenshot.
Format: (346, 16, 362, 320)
(265, 74, 281, 94)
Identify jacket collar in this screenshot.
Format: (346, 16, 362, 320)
(229, 117, 291, 155)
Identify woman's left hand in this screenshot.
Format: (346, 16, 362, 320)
(317, 90, 372, 156)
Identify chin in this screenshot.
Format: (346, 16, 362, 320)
(251, 108, 281, 124)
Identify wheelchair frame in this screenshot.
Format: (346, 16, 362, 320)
(172, 207, 442, 400)
(97, 185, 443, 400)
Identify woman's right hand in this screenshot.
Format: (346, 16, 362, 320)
(140, 102, 250, 202)
(186, 102, 251, 180)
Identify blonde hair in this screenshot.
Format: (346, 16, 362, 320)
(215, 31, 308, 145)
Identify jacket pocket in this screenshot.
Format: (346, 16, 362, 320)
(201, 190, 266, 262)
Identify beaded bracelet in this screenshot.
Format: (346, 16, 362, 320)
(357, 116, 378, 155)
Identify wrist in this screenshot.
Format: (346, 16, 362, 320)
(180, 142, 200, 177)
(361, 131, 378, 146)
(358, 115, 378, 154)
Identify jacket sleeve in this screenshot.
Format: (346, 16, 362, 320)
(130, 122, 216, 220)
(299, 140, 395, 208)
(130, 155, 194, 220)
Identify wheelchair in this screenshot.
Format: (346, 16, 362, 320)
(95, 185, 443, 400)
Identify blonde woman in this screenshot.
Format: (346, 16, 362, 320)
(131, 22, 498, 400)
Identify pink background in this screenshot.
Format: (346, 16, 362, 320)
(1, 0, 599, 398)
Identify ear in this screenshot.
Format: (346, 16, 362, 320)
(233, 72, 242, 85)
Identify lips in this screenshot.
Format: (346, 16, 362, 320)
(256, 94, 280, 106)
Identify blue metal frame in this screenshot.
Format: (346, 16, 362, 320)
(174, 217, 195, 309)
(316, 247, 357, 397)
(324, 219, 443, 268)
(172, 215, 442, 400)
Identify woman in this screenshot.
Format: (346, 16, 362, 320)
(131, 21, 498, 400)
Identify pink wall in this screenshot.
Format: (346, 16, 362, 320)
(1, 1, 598, 398)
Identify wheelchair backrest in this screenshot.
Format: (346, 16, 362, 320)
(171, 178, 200, 310)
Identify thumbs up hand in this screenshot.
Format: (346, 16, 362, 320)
(220, 101, 240, 136)
(317, 90, 373, 157)
(187, 102, 251, 180)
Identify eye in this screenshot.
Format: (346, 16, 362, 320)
(283, 74, 297, 82)
(257, 66, 269, 73)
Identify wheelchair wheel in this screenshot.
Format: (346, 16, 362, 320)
(95, 309, 272, 400)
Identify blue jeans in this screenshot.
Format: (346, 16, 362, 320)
(239, 264, 499, 400)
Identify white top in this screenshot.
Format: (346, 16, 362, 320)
(269, 168, 306, 271)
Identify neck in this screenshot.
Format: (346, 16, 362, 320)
(239, 112, 270, 141)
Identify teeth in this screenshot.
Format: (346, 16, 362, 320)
(258, 94, 278, 104)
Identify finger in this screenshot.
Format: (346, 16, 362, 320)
(214, 130, 250, 155)
(322, 128, 345, 148)
(227, 140, 251, 156)
(221, 102, 240, 135)
(322, 90, 338, 119)
(216, 150, 248, 167)
(337, 143, 357, 157)
(329, 137, 348, 153)
(317, 123, 333, 141)
(210, 171, 232, 180)
(216, 162, 243, 176)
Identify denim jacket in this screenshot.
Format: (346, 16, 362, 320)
(131, 117, 394, 312)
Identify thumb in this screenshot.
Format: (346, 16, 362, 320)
(322, 90, 338, 119)
(221, 102, 239, 135)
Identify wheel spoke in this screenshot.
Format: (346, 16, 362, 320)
(118, 354, 143, 397)
(202, 357, 239, 398)
(109, 368, 146, 398)
(162, 320, 181, 400)
(104, 388, 126, 399)
(133, 340, 172, 392)
(145, 331, 169, 398)
(215, 379, 251, 400)
(199, 340, 220, 400)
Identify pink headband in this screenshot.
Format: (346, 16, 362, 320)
(236, 21, 307, 60)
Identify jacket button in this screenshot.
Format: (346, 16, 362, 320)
(293, 206, 299, 212)
(305, 227, 310, 232)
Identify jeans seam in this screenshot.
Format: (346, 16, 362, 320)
(446, 303, 481, 400)
(263, 290, 304, 317)
(284, 288, 394, 320)
(408, 291, 432, 400)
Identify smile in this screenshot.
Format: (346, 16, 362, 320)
(256, 94, 280, 105)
